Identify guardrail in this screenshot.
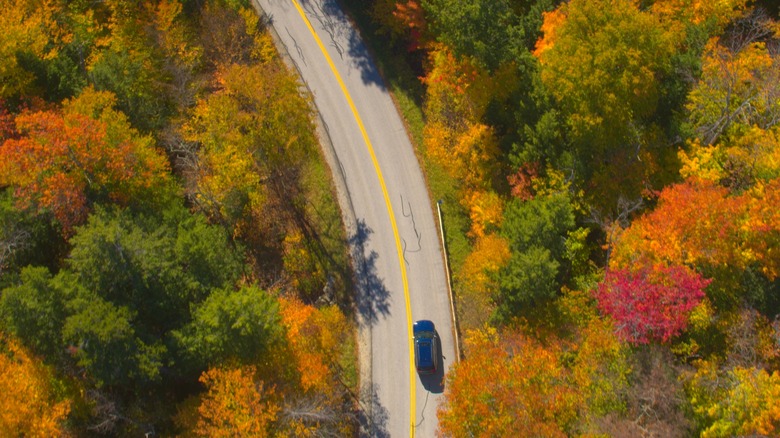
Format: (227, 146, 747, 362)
(437, 200, 461, 362)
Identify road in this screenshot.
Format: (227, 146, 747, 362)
(252, 0, 456, 436)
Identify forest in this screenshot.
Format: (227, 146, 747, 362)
(356, 0, 780, 436)
(2, 0, 780, 436)
(0, 0, 358, 435)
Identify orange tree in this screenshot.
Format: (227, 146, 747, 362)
(0, 333, 71, 436)
(438, 327, 577, 437)
(0, 88, 172, 235)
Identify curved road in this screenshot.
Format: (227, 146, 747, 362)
(253, 0, 455, 436)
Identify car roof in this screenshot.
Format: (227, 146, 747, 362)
(416, 338, 435, 369)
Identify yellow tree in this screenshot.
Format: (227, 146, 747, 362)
(0, 334, 71, 436)
(195, 365, 280, 438)
(745, 178, 780, 280)
(456, 234, 509, 329)
(650, 0, 747, 31)
(282, 230, 326, 302)
(182, 61, 316, 239)
(279, 297, 353, 393)
(555, 287, 632, 420)
(681, 15, 780, 189)
(534, 0, 676, 208)
(422, 46, 503, 238)
(422, 48, 499, 191)
(535, 0, 674, 144)
(0, 0, 63, 98)
(687, 363, 780, 437)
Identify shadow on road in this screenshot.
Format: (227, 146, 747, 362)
(351, 219, 391, 326)
(300, 0, 386, 89)
(358, 383, 390, 438)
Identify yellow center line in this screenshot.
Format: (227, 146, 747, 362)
(287, 0, 416, 436)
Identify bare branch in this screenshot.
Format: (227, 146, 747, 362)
(0, 225, 30, 276)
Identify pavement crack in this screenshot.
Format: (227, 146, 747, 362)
(400, 194, 422, 253)
(285, 28, 306, 65)
(414, 390, 431, 429)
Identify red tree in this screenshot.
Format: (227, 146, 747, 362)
(594, 264, 711, 344)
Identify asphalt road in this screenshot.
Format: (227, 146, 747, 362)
(252, 0, 456, 436)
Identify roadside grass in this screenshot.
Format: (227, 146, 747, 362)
(337, 322, 359, 392)
(336, 2, 479, 336)
(301, 149, 353, 307)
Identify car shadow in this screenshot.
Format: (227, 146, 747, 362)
(418, 331, 445, 394)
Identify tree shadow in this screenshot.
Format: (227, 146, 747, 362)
(350, 219, 391, 326)
(299, 0, 385, 89)
(418, 330, 445, 394)
(358, 383, 390, 438)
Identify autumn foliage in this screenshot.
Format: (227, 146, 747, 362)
(196, 365, 279, 437)
(609, 178, 780, 281)
(280, 298, 351, 393)
(0, 334, 70, 436)
(184, 298, 355, 437)
(2, 0, 780, 434)
(412, 0, 780, 432)
(0, 0, 355, 435)
(595, 264, 710, 344)
(687, 362, 780, 437)
(0, 89, 170, 234)
(438, 327, 577, 437)
(439, 316, 631, 437)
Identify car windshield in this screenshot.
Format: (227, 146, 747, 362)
(413, 320, 435, 338)
(415, 329, 434, 339)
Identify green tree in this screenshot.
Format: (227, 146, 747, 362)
(496, 246, 559, 320)
(67, 203, 243, 334)
(0, 266, 67, 358)
(175, 285, 285, 368)
(422, 0, 522, 71)
(496, 191, 575, 320)
(63, 289, 165, 387)
(0, 189, 67, 283)
(86, 0, 175, 132)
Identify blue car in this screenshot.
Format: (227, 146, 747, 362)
(413, 320, 438, 374)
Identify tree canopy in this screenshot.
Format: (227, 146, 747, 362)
(0, 0, 355, 434)
(370, 0, 780, 434)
